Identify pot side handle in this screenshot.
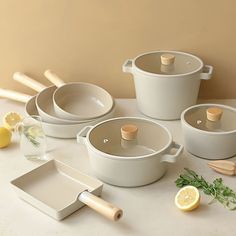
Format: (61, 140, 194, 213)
(161, 142, 183, 163)
(122, 59, 133, 73)
(77, 126, 93, 145)
(200, 65, 213, 80)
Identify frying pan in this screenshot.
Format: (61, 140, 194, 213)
(0, 89, 116, 138)
(13, 72, 95, 124)
(44, 70, 114, 121)
(11, 159, 123, 221)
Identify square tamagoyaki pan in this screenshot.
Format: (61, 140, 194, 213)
(11, 160, 122, 221)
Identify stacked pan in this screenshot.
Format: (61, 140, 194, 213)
(0, 71, 115, 138)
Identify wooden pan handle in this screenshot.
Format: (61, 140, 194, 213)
(44, 70, 65, 87)
(79, 191, 123, 221)
(13, 72, 47, 92)
(0, 88, 31, 103)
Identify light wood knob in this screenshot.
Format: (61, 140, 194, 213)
(121, 124, 138, 140)
(206, 107, 223, 122)
(161, 54, 175, 66)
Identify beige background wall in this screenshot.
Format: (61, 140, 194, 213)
(0, 0, 235, 98)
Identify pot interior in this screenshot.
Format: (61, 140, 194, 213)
(134, 51, 202, 75)
(89, 118, 171, 157)
(183, 104, 236, 132)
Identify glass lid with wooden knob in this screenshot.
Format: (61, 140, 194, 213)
(182, 104, 236, 132)
(88, 117, 171, 157)
(134, 51, 203, 75)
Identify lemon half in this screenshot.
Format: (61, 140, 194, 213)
(0, 127, 12, 148)
(175, 186, 200, 211)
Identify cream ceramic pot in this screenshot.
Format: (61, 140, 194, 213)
(123, 51, 213, 120)
(77, 117, 183, 187)
(181, 104, 236, 159)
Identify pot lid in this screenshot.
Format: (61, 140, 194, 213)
(88, 118, 171, 158)
(183, 104, 236, 132)
(134, 51, 203, 75)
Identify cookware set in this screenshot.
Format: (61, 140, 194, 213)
(2, 50, 236, 220)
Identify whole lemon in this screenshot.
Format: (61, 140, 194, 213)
(0, 127, 12, 148)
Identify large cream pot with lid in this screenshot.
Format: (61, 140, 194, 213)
(123, 51, 213, 120)
(77, 117, 183, 187)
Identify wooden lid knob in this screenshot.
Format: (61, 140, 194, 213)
(161, 54, 175, 66)
(206, 107, 223, 122)
(121, 124, 138, 140)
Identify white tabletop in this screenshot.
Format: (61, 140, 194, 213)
(0, 99, 236, 236)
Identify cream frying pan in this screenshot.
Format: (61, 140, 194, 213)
(13, 72, 95, 124)
(0, 89, 116, 138)
(44, 70, 114, 121)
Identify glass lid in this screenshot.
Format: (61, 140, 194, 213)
(134, 51, 203, 75)
(183, 104, 236, 132)
(88, 118, 171, 157)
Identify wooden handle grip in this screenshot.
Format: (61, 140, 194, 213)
(44, 70, 65, 87)
(79, 191, 123, 221)
(0, 88, 31, 103)
(13, 72, 46, 92)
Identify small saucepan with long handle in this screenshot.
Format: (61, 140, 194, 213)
(44, 70, 114, 121)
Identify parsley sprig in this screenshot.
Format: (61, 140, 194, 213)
(175, 168, 236, 210)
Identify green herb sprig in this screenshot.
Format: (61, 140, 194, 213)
(175, 168, 236, 210)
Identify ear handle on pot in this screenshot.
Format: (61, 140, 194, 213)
(161, 142, 183, 163)
(13, 72, 47, 92)
(78, 191, 123, 221)
(44, 70, 66, 87)
(122, 59, 133, 73)
(0, 88, 31, 103)
(200, 65, 213, 80)
(77, 126, 93, 145)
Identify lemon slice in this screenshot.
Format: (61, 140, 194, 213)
(27, 126, 44, 138)
(0, 127, 12, 148)
(3, 112, 22, 131)
(175, 186, 200, 211)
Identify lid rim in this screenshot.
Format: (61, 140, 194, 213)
(181, 103, 236, 135)
(133, 50, 204, 77)
(85, 117, 173, 160)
